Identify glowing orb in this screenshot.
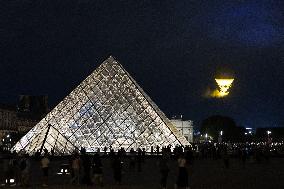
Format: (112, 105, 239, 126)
(214, 79, 234, 98)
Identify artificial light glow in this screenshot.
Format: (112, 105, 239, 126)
(212, 79, 234, 98)
(220, 131, 223, 136)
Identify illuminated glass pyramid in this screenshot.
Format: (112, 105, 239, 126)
(12, 56, 189, 155)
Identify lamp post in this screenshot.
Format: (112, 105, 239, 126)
(181, 114, 183, 136)
(267, 130, 272, 144)
(218, 131, 223, 143)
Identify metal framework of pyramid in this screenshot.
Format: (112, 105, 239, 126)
(12, 56, 189, 155)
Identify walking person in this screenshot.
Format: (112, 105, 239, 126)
(175, 154, 189, 189)
(41, 154, 50, 187)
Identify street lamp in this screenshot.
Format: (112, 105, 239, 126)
(267, 130, 272, 144)
(218, 131, 223, 143)
(204, 133, 208, 143)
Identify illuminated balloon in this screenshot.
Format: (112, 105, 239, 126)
(212, 79, 234, 98)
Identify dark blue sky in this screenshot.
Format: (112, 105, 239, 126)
(1, 0, 284, 128)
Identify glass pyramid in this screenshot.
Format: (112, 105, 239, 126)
(12, 56, 189, 155)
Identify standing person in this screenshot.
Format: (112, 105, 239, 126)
(222, 147, 230, 169)
(241, 147, 247, 168)
(103, 146, 107, 156)
(137, 148, 142, 172)
(3, 156, 9, 185)
(159, 156, 170, 189)
(156, 145, 160, 155)
(112, 154, 122, 185)
(142, 148, 146, 163)
(41, 154, 50, 187)
(129, 148, 136, 171)
(151, 146, 154, 155)
(20, 154, 30, 187)
(71, 153, 80, 185)
(176, 154, 189, 189)
(92, 153, 103, 187)
(3, 155, 13, 186)
(9, 155, 18, 186)
(81, 149, 92, 185)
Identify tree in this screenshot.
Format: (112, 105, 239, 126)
(200, 115, 244, 142)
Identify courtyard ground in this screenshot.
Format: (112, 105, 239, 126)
(1, 156, 284, 189)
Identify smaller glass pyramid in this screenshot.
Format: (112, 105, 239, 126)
(12, 56, 189, 155)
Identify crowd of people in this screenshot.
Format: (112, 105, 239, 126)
(0, 142, 282, 188)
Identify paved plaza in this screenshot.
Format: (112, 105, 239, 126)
(1, 156, 284, 189)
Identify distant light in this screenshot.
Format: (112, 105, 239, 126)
(245, 128, 252, 130)
(245, 132, 248, 135)
(220, 131, 223, 136)
(5, 178, 15, 184)
(7, 135, 10, 138)
(205, 133, 208, 138)
(248, 131, 252, 134)
(267, 131, 272, 135)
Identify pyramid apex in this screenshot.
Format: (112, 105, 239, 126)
(107, 55, 116, 61)
(103, 55, 122, 68)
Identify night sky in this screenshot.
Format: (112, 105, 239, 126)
(1, 0, 284, 128)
